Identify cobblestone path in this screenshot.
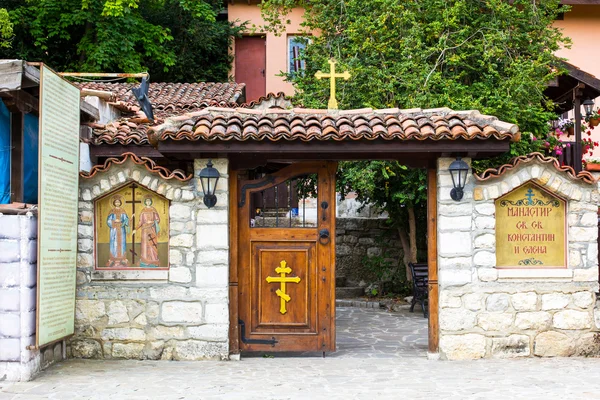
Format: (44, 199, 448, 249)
(2, 307, 600, 400)
(332, 306, 428, 358)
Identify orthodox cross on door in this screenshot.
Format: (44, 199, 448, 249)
(315, 58, 351, 110)
(125, 183, 142, 264)
(266, 260, 301, 314)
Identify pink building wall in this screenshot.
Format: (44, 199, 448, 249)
(228, 4, 600, 160)
(554, 5, 600, 159)
(555, 5, 600, 79)
(229, 3, 308, 96)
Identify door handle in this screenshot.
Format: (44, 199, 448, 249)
(260, 69, 265, 77)
(318, 228, 330, 245)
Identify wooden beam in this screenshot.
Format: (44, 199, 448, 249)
(80, 99, 100, 121)
(80, 88, 115, 101)
(427, 166, 439, 354)
(90, 145, 165, 158)
(22, 63, 40, 88)
(0, 61, 40, 92)
(10, 112, 24, 203)
(0, 90, 39, 114)
(228, 169, 240, 355)
(0, 60, 24, 92)
(560, 62, 600, 93)
(560, 0, 600, 4)
(157, 138, 511, 155)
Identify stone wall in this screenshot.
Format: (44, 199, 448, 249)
(437, 157, 600, 360)
(0, 214, 65, 381)
(336, 217, 402, 286)
(73, 158, 230, 361)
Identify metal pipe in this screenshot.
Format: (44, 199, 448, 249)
(58, 72, 149, 78)
(80, 89, 116, 101)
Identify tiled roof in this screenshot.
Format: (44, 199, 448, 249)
(77, 82, 246, 113)
(81, 152, 192, 181)
(474, 152, 596, 185)
(144, 107, 520, 147)
(88, 119, 153, 145)
(84, 89, 292, 145)
(243, 92, 291, 110)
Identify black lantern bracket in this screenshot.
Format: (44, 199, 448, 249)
(448, 157, 470, 202)
(198, 159, 221, 209)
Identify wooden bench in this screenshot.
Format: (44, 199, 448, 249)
(409, 262, 429, 318)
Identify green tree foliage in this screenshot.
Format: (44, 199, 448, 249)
(262, 0, 570, 268)
(0, 0, 242, 82)
(338, 161, 427, 278)
(0, 8, 13, 48)
(261, 0, 569, 167)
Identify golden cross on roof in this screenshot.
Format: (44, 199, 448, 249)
(315, 58, 351, 110)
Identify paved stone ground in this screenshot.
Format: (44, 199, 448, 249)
(331, 306, 428, 358)
(2, 307, 600, 400)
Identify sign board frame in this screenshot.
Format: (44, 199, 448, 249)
(35, 64, 80, 347)
(495, 181, 567, 269)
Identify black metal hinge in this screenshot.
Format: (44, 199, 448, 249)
(239, 176, 275, 208)
(238, 319, 278, 346)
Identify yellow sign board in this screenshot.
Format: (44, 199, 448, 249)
(495, 182, 566, 268)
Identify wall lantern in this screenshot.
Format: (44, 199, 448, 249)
(583, 98, 595, 118)
(198, 159, 220, 208)
(448, 157, 470, 201)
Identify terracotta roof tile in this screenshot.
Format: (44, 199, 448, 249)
(81, 152, 192, 181)
(77, 82, 246, 111)
(83, 88, 296, 145)
(138, 107, 520, 147)
(474, 152, 596, 185)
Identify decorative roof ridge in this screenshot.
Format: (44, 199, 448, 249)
(152, 106, 518, 120)
(81, 152, 193, 181)
(76, 81, 245, 87)
(474, 152, 597, 185)
(240, 91, 289, 108)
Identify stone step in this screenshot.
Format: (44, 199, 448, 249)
(260, 210, 290, 218)
(335, 276, 347, 287)
(336, 299, 381, 309)
(335, 286, 365, 299)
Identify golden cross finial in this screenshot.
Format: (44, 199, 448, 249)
(315, 58, 351, 110)
(265, 260, 301, 314)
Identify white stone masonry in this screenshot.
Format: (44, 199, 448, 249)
(74, 158, 230, 361)
(437, 157, 600, 360)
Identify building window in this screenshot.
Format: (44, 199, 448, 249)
(289, 36, 309, 75)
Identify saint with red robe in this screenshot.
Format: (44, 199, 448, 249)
(135, 195, 161, 268)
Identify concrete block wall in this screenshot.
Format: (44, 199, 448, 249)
(437, 157, 600, 360)
(73, 158, 230, 361)
(0, 214, 62, 381)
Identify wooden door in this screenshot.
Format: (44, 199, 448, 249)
(237, 162, 337, 352)
(235, 36, 266, 101)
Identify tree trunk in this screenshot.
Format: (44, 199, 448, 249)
(397, 227, 412, 281)
(407, 206, 418, 263)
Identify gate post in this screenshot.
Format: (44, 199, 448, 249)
(427, 166, 439, 354)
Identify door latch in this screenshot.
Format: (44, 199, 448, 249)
(318, 228, 330, 245)
(239, 319, 277, 346)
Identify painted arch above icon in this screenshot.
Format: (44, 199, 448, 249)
(95, 183, 169, 270)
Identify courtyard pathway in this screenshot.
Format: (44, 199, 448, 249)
(2, 307, 600, 399)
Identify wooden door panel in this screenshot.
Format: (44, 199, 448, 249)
(237, 162, 337, 353)
(252, 242, 317, 332)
